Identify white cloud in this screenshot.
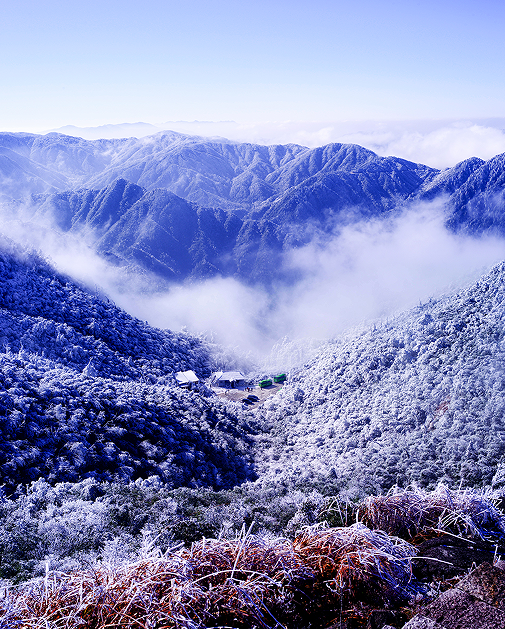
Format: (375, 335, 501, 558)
(274, 201, 505, 340)
(117, 277, 271, 357)
(133, 201, 505, 354)
(100, 201, 505, 362)
(368, 124, 505, 169)
(2, 197, 505, 368)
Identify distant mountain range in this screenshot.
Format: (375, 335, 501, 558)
(47, 122, 166, 140)
(1, 131, 505, 286)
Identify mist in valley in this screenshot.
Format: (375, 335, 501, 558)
(2, 195, 505, 372)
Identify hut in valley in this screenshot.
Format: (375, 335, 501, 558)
(210, 371, 246, 389)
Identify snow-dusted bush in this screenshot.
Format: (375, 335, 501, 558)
(254, 262, 505, 495)
(355, 485, 505, 540)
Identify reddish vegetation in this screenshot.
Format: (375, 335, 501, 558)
(0, 524, 417, 629)
(2, 487, 503, 628)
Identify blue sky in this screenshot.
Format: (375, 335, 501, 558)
(1, 0, 505, 131)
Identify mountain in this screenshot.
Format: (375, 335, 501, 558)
(0, 131, 308, 208)
(3, 131, 505, 287)
(417, 153, 505, 234)
(446, 153, 505, 234)
(47, 122, 165, 140)
(250, 144, 436, 222)
(1, 212, 505, 510)
(254, 262, 505, 496)
(0, 238, 256, 492)
(19, 179, 244, 282)
(0, 131, 443, 214)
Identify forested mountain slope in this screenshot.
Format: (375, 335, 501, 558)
(254, 262, 505, 495)
(21, 178, 294, 284)
(0, 131, 308, 207)
(23, 179, 244, 282)
(0, 235, 209, 378)
(0, 131, 437, 212)
(0, 239, 255, 492)
(3, 131, 505, 286)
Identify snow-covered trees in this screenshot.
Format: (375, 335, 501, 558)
(0, 241, 256, 492)
(254, 262, 505, 495)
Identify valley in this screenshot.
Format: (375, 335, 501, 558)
(1, 130, 505, 628)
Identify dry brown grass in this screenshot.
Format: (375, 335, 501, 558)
(0, 524, 419, 629)
(355, 485, 505, 541)
(3, 486, 500, 628)
(293, 524, 417, 608)
(0, 556, 192, 629)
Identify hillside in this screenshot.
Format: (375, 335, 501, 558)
(254, 261, 505, 495)
(3, 237, 505, 499)
(0, 238, 256, 492)
(1, 131, 437, 213)
(3, 194, 505, 617)
(3, 133, 505, 495)
(3, 131, 505, 287)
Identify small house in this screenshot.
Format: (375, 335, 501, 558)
(175, 370, 199, 390)
(210, 371, 246, 389)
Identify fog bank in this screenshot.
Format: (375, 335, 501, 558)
(2, 199, 505, 366)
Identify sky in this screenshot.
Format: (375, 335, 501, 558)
(1, 0, 505, 131)
(2, 0, 505, 363)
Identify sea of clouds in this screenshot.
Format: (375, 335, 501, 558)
(2, 196, 505, 366)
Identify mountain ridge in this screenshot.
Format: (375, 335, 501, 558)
(4, 131, 505, 287)
(0, 238, 256, 491)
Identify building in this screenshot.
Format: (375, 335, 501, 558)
(175, 370, 199, 389)
(210, 371, 246, 389)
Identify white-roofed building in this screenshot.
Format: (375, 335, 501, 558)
(175, 370, 199, 389)
(210, 371, 246, 389)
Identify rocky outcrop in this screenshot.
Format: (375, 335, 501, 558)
(412, 536, 501, 581)
(403, 562, 505, 629)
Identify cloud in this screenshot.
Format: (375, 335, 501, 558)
(0, 203, 158, 300)
(100, 201, 505, 363)
(273, 201, 505, 340)
(118, 277, 271, 356)
(366, 124, 505, 169)
(2, 197, 505, 368)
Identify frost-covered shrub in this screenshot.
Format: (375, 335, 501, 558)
(0, 480, 324, 583)
(0, 349, 256, 491)
(254, 262, 505, 495)
(356, 485, 505, 540)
